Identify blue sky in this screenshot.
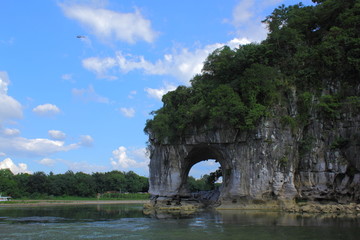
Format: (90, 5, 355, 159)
(0, 0, 314, 177)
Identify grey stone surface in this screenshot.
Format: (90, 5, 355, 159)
(147, 89, 360, 205)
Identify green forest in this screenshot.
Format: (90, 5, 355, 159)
(0, 168, 219, 199)
(145, 0, 360, 143)
(0, 169, 148, 199)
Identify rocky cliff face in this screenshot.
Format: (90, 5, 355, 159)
(297, 111, 360, 203)
(147, 89, 360, 207)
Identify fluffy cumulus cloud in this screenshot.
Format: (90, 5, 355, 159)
(119, 107, 135, 118)
(110, 146, 136, 169)
(48, 130, 66, 140)
(0, 158, 31, 174)
(72, 85, 109, 103)
(32, 103, 61, 116)
(110, 146, 148, 170)
(82, 38, 250, 86)
(60, 3, 157, 44)
(0, 71, 23, 124)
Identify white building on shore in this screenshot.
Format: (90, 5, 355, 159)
(0, 194, 12, 201)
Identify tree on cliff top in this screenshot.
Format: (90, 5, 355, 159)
(145, 0, 360, 143)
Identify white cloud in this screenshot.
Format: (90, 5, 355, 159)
(60, 3, 157, 44)
(227, 0, 287, 42)
(0, 71, 23, 124)
(82, 38, 250, 84)
(0, 158, 31, 174)
(232, 0, 255, 25)
(0, 94, 23, 123)
(82, 57, 117, 79)
(228, 37, 252, 46)
(0, 71, 10, 95)
(110, 146, 148, 170)
(115, 52, 166, 75)
(110, 146, 136, 169)
(12, 138, 76, 155)
(119, 107, 135, 118)
(2, 128, 20, 137)
(0, 135, 81, 157)
(0, 71, 94, 162)
(131, 147, 149, 166)
(38, 157, 56, 167)
(72, 85, 110, 103)
(0, 127, 92, 159)
(32, 103, 61, 116)
(48, 130, 66, 140)
(145, 82, 177, 100)
(113, 48, 205, 83)
(79, 135, 94, 147)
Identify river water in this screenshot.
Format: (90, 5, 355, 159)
(0, 204, 359, 240)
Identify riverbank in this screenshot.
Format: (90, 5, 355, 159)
(145, 197, 360, 217)
(0, 199, 150, 207)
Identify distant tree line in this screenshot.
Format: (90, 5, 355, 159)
(0, 168, 225, 198)
(0, 169, 149, 198)
(187, 170, 222, 192)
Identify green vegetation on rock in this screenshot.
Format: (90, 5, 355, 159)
(145, 0, 360, 143)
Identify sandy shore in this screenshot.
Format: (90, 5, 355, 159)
(0, 200, 150, 207)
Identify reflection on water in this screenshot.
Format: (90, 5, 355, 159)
(216, 210, 360, 227)
(0, 204, 144, 224)
(0, 204, 359, 240)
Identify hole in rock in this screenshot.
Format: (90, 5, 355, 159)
(186, 159, 223, 193)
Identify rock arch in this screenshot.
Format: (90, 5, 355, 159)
(147, 114, 360, 209)
(147, 124, 299, 207)
(179, 145, 230, 199)
(148, 143, 232, 198)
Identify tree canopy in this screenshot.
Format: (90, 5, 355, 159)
(145, 0, 360, 143)
(0, 170, 148, 198)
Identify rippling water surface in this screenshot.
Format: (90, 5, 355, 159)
(0, 204, 359, 240)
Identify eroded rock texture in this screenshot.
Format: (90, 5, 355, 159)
(147, 95, 360, 206)
(297, 113, 360, 203)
